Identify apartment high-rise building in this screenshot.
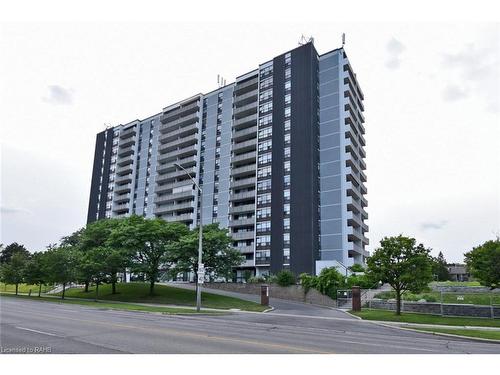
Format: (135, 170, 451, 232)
(87, 41, 368, 279)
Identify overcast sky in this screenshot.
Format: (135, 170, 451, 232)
(1, 20, 499, 262)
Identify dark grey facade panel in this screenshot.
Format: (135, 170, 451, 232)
(289, 43, 320, 275)
(97, 128, 114, 220)
(270, 54, 285, 274)
(87, 131, 105, 223)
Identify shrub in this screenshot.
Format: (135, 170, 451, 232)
(275, 270, 296, 287)
(315, 267, 343, 299)
(248, 276, 266, 283)
(299, 272, 317, 293)
(349, 264, 365, 273)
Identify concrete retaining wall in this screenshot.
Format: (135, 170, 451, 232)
(203, 283, 337, 308)
(369, 299, 500, 318)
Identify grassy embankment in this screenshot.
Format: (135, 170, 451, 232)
(0, 293, 206, 314)
(60, 282, 267, 312)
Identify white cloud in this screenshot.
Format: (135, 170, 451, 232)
(385, 37, 405, 70)
(42, 85, 74, 105)
(420, 220, 448, 231)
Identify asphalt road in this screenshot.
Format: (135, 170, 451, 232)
(1, 296, 499, 354)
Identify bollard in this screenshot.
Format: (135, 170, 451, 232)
(261, 284, 269, 306)
(352, 286, 361, 311)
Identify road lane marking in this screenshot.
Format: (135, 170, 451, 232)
(11, 311, 332, 354)
(15, 326, 59, 337)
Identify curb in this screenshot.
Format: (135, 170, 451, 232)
(263, 306, 275, 313)
(338, 309, 362, 320)
(376, 322, 500, 345)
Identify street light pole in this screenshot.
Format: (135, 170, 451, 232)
(173, 162, 203, 312)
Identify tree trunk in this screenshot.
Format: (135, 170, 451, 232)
(84, 280, 89, 293)
(38, 284, 42, 297)
(396, 289, 402, 315)
(149, 280, 155, 295)
(15, 283, 18, 295)
(95, 283, 99, 301)
(62, 283, 66, 300)
(112, 281, 116, 294)
(123, 268, 127, 283)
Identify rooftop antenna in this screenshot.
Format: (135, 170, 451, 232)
(342, 33, 346, 47)
(298, 34, 314, 46)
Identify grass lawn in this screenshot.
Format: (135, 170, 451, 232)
(430, 281, 481, 287)
(0, 293, 211, 314)
(411, 327, 500, 341)
(0, 283, 54, 294)
(58, 282, 267, 312)
(351, 308, 500, 328)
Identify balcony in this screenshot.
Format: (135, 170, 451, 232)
(158, 123, 198, 144)
(160, 112, 199, 133)
(113, 193, 130, 204)
(234, 76, 258, 95)
(346, 196, 368, 220)
(154, 201, 194, 215)
(113, 202, 129, 213)
(233, 102, 258, 119)
(116, 154, 134, 167)
(114, 183, 132, 194)
(255, 258, 270, 266)
(119, 136, 136, 148)
(161, 213, 194, 223)
(229, 204, 255, 214)
(118, 145, 135, 157)
(115, 164, 133, 176)
(157, 144, 198, 161)
(231, 151, 256, 166)
(154, 189, 194, 204)
(231, 231, 255, 241)
(233, 89, 258, 107)
(229, 217, 255, 227)
(155, 167, 196, 184)
(231, 164, 256, 178)
(232, 138, 257, 153)
(233, 125, 257, 142)
(115, 174, 133, 184)
(160, 102, 199, 124)
(158, 136, 197, 154)
(119, 127, 136, 140)
(233, 113, 257, 129)
(230, 190, 255, 202)
(230, 176, 256, 190)
(234, 245, 254, 254)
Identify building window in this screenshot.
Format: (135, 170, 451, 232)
(284, 189, 290, 201)
(258, 127, 272, 139)
(283, 233, 290, 246)
(284, 218, 290, 231)
(257, 193, 271, 205)
(284, 175, 290, 187)
(258, 140, 272, 152)
(257, 166, 272, 178)
(257, 207, 271, 219)
(284, 160, 291, 173)
(257, 179, 272, 191)
(256, 235, 271, 248)
(258, 152, 272, 165)
(256, 221, 271, 232)
(284, 203, 290, 215)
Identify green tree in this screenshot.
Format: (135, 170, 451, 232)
(465, 238, 500, 289)
(82, 247, 108, 300)
(23, 252, 47, 297)
(168, 223, 244, 285)
(432, 251, 451, 281)
(79, 219, 122, 292)
(349, 264, 365, 273)
(314, 267, 344, 299)
(42, 246, 77, 299)
(0, 242, 30, 264)
(0, 252, 28, 295)
(367, 235, 434, 315)
(108, 215, 188, 295)
(275, 270, 296, 286)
